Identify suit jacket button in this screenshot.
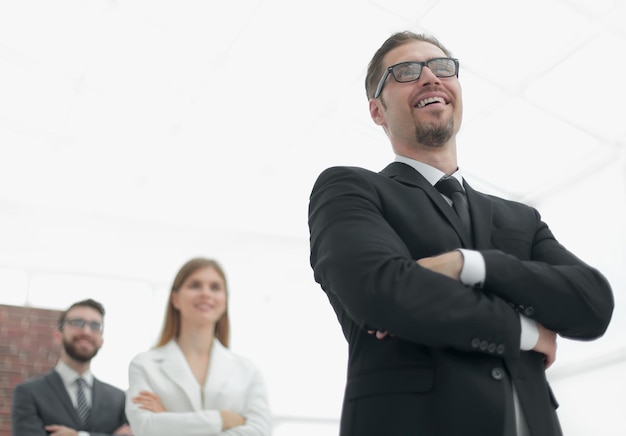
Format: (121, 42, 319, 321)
(491, 368, 504, 380)
(524, 306, 535, 316)
(471, 338, 481, 348)
(496, 344, 506, 354)
(487, 343, 496, 353)
(479, 340, 488, 351)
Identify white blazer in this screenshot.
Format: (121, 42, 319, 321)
(126, 339, 271, 436)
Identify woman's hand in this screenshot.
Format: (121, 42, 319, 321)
(132, 391, 166, 413)
(220, 410, 246, 429)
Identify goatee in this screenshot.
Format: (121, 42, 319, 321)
(63, 337, 100, 363)
(415, 118, 454, 148)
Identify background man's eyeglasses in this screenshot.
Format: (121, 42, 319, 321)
(374, 57, 459, 99)
(62, 318, 104, 333)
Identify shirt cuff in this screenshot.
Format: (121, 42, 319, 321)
(519, 314, 539, 350)
(457, 249, 485, 287)
(78, 432, 90, 436)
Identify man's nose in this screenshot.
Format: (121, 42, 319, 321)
(418, 66, 441, 84)
(79, 324, 93, 333)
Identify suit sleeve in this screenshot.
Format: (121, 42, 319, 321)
(309, 166, 523, 355)
(11, 383, 48, 436)
(126, 357, 271, 436)
(89, 383, 131, 436)
(479, 207, 614, 340)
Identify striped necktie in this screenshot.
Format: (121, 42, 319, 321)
(75, 377, 90, 427)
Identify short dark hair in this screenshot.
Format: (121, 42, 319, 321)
(365, 31, 454, 100)
(58, 299, 105, 330)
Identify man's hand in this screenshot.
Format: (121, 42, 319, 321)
(367, 329, 390, 339)
(113, 424, 134, 435)
(416, 251, 464, 281)
(367, 250, 463, 339)
(220, 410, 246, 430)
(44, 425, 77, 436)
(368, 251, 465, 340)
(132, 391, 166, 413)
(534, 322, 557, 369)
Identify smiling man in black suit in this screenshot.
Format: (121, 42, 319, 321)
(308, 31, 614, 436)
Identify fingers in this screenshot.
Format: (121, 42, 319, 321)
(113, 424, 134, 435)
(544, 353, 555, 369)
(136, 391, 159, 400)
(534, 322, 557, 369)
(132, 391, 165, 412)
(367, 330, 389, 339)
(416, 251, 463, 280)
(44, 425, 72, 436)
(544, 341, 557, 369)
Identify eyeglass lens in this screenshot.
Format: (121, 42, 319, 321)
(392, 58, 457, 82)
(375, 58, 458, 98)
(65, 318, 103, 333)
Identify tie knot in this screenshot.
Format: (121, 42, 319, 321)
(435, 176, 463, 198)
(76, 378, 86, 388)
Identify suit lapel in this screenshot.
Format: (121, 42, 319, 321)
(464, 181, 493, 250)
(159, 341, 203, 411)
(381, 162, 474, 248)
(45, 370, 81, 427)
(90, 377, 104, 426)
(204, 340, 233, 397)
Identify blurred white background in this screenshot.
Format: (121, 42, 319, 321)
(1, 0, 625, 434)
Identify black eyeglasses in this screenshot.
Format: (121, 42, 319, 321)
(62, 318, 104, 334)
(374, 57, 459, 99)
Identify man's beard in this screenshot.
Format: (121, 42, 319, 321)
(63, 337, 100, 363)
(414, 117, 454, 148)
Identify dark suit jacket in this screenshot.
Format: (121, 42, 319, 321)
(12, 369, 129, 436)
(308, 162, 614, 436)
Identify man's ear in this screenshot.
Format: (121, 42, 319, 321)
(53, 328, 62, 345)
(369, 99, 386, 127)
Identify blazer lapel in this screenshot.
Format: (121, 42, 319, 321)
(90, 377, 105, 426)
(45, 370, 81, 427)
(464, 181, 493, 250)
(159, 341, 203, 411)
(381, 162, 474, 247)
(204, 340, 234, 397)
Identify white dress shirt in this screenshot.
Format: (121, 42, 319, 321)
(55, 361, 93, 436)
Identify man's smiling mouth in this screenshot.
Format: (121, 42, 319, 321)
(416, 96, 445, 108)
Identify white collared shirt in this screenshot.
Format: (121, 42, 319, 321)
(55, 361, 93, 436)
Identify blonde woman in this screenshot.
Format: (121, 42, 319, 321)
(126, 258, 271, 435)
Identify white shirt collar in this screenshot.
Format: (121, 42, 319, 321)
(394, 154, 465, 189)
(55, 360, 94, 388)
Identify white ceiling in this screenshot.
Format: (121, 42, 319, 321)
(1, 1, 625, 434)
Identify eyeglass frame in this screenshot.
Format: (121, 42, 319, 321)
(61, 318, 104, 334)
(373, 57, 459, 99)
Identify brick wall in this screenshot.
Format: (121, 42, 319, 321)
(0, 304, 62, 436)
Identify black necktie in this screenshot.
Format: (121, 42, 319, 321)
(435, 176, 472, 241)
(75, 377, 90, 427)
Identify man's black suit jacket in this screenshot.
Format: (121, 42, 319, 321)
(12, 369, 129, 436)
(308, 162, 614, 436)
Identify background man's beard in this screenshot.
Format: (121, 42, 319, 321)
(415, 118, 454, 148)
(63, 338, 100, 363)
